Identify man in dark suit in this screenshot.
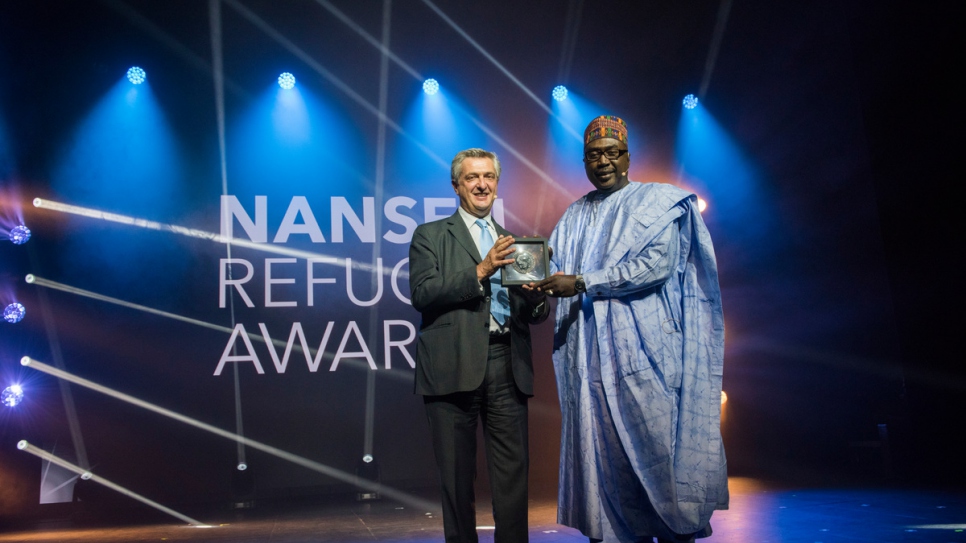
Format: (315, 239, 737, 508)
(409, 148, 548, 543)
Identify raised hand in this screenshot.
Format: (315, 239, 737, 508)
(477, 235, 516, 281)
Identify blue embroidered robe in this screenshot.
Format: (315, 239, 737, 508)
(548, 181, 728, 541)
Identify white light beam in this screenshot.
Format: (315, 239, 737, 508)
(20, 357, 437, 511)
(23, 275, 413, 383)
(31, 198, 405, 279)
(17, 440, 208, 527)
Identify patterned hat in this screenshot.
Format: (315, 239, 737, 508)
(584, 115, 628, 145)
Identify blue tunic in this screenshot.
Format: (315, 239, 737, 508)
(548, 181, 728, 541)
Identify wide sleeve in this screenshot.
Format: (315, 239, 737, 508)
(581, 210, 682, 298)
(409, 224, 483, 313)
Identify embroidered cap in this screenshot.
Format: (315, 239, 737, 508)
(583, 115, 628, 145)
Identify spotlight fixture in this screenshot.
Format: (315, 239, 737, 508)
(697, 197, 708, 213)
(231, 462, 255, 509)
(552, 85, 568, 102)
(3, 303, 25, 323)
(422, 78, 439, 95)
(9, 224, 31, 244)
(683, 94, 699, 109)
(126, 66, 146, 85)
(277, 72, 296, 90)
(2, 385, 24, 407)
(356, 455, 380, 501)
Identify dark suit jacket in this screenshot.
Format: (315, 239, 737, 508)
(409, 211, 548, 397)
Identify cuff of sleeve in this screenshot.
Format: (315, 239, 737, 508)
(581, 271, 604, 296)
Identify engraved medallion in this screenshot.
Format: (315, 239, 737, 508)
(513, 251, 536, 274)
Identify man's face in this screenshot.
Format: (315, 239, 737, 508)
(583, 137, 630, 193)
(454, 157, 499, 218)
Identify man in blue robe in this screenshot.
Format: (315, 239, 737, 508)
(530, 116, 728, 543)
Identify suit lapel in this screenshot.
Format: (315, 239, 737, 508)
(493, 219, 511, 238)
(446, 212, 482, 263)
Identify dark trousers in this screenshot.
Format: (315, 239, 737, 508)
(424, 341, 529, 543)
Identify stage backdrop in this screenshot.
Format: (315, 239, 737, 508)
(0, 0, 921, 514)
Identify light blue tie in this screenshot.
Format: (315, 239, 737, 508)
(476, 219, 510, 325)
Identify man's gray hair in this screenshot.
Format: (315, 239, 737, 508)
(450, 148, 501, 186)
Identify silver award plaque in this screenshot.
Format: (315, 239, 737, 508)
(503, 237, 549, 286)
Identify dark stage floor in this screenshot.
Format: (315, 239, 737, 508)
(1, 478, 964, 542)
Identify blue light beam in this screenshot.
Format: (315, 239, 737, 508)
(50, 74, 187, 296)
(675, 102, 770, 244)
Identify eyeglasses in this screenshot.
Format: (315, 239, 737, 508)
(583, 148, 628, 162)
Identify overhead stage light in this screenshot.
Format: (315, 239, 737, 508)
(278, 72, 296, 90)
(9, 224, 31, 244)
(3, 303, 25, 323)
(697, 197, 708, 213)
(2, 385, 24, 407)
(126, 66, 146, 85)
(552, 85, 568, 102)
(683, 94, 699, 109)
(423, 78, 439, 95)
(237, 463, 248, 471)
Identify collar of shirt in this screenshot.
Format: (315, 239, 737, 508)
(457, 206, 494, 232)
